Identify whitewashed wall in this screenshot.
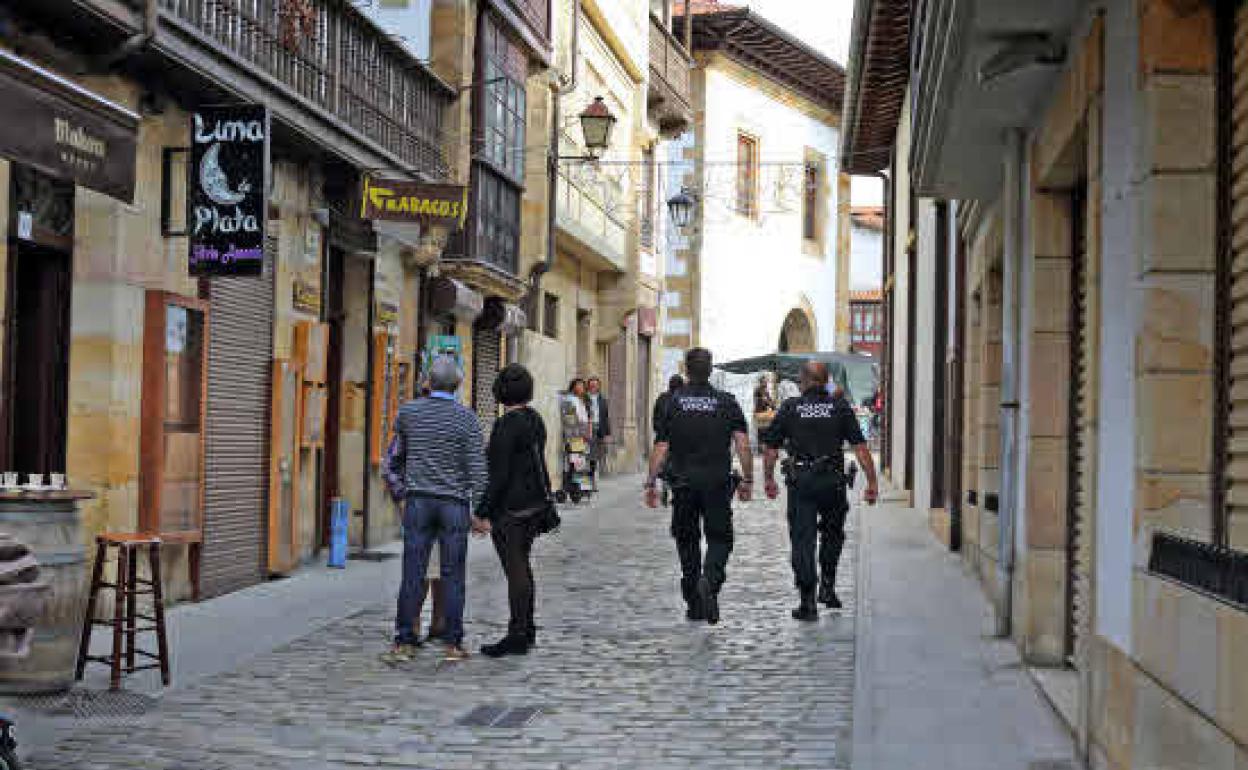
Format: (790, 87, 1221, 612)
(695, 64, 842, 363)
(851, 222, 884, 290)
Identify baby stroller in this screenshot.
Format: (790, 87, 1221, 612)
(0, 533, 50, 769)
(556, 398, 595, 504)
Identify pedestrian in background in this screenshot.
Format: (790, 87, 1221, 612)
(383, 357, 489, 663)
(586, 376, 611, 479)
(477, 364, 551, 658)
(652, 374, 684, 506)
(645, 348, 753, 625)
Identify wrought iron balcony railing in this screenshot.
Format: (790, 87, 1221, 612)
(1150, 531, 1248, 608)
(159, 0, 453, 177)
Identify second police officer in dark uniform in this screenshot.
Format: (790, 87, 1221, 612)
(763, 362, 878, 621)
(645, 348, 753, 625)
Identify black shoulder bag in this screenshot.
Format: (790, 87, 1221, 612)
(508, 441, 561, 536)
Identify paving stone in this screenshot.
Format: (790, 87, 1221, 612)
(24, 477, 857, 769)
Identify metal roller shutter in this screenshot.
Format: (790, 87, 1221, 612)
(1066, 188, 1093, 666)
(201, 256, 275, 598)
(473, 323, 501, 434)
(1226, 4, 1248, 548)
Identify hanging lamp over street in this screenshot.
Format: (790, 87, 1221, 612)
(667, 188, 696, 230)
(579, 96, 617, 159)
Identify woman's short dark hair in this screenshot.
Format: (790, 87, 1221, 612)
(668, 374, 685, 392)
(568, 377, 586, 393)
(494, 364, 535, 406)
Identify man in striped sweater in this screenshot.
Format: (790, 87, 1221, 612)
(384, 357, 489, 662)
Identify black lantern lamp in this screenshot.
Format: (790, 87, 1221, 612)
(667, 188, 697, 230)
(579, 97, 617, 160)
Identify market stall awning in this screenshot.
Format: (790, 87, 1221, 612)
(717, 351, 879, 404)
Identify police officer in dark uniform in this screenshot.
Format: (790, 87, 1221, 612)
(763, 361, 878, 620)
(645, 348, 753, 625)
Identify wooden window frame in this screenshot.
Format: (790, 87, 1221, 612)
(1215, 0, 1234, 548)
(803, 161, 820, 241)
(543, 292, 560, 339)
(736, 131, 760, 219)
(139, 291, 210, 537)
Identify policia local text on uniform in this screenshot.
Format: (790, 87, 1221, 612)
(762, 361, 878, 621)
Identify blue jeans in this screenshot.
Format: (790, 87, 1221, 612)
(395, 494, 470, 646)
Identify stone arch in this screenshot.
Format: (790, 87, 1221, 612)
(778, 306, 817, 353)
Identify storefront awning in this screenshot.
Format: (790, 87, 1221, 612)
(0, 49, 138, 202)
(428, 276, 484, 322)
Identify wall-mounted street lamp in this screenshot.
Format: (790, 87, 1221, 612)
(576, 97, 617, 161)
(666, 187, 697, 230)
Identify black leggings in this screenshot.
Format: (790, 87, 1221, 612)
(491, 514, 539, 638)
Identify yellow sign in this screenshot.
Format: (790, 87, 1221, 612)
(360, 176, 468, 227)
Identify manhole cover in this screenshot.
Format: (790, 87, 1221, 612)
(349, 551, 397, 562)
(457, 704, 544, 728)
(10, 689, 158, 718)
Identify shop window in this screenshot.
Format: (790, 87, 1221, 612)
(543, 292, 560, 338)
(736, 132, 759, 218)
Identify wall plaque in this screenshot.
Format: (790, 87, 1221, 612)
(188, 105, 270, 276)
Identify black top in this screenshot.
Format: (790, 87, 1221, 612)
(477, 407, 549, 521)
(762, 387, 865, 474)
(652, 392, 674, 442)
(655, 383, 748, 487)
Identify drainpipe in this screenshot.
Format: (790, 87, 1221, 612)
(997, 129, 1025, 638)
(870, 169, 892, 474)
(532, 0, 581, 297)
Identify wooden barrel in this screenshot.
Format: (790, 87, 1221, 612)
(0, 494, 90, 694)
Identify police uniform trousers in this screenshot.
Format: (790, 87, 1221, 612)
(670, 480, 735, 600)
(786, 476, 849, 592)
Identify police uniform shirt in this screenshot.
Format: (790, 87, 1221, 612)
(762, 387, 865, 473)
(655, 384, 748, 486)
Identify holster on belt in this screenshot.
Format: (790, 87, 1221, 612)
(783, 456, 846, 491)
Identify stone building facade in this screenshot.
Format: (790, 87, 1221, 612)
(660, 2, 850, 380)
(843, 0, 1248, 767)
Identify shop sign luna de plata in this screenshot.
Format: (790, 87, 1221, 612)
(188, 105, 270, 276)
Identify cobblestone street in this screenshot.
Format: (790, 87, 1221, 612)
(25, 477, 857, 770)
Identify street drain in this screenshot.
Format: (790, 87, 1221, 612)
(457, 704, 544, 728)
(8, 689, 158, 718)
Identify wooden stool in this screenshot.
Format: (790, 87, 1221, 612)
(75, 534, 171, 691)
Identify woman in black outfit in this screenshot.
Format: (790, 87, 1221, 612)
(478, 364, 550, 658)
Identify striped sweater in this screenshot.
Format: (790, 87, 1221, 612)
(385, 395, 488, 507)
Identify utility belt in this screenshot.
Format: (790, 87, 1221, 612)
(781, 456, 845, 488)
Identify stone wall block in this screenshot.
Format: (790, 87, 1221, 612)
(1026, 437, 1069, 549)
(1022, 548, 1068, 665)
(1144, 74, 1215, 172)
(1091, 636, 1137, 770)
(1133, 658, 1237, 770)
(1029, 333, 1071, 438)
(1140, 172, 1216, 274)
(1136, 372, 1212, 473)
(1032, 258, 1072, 333)
(1139, 0, 1215, 76)
(1138, 277, 1215, 373)
(1137, 472, 1213, 542)
(1217, 600, 1248, 747)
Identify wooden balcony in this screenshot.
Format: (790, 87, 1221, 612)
(153, 0, 455, 177)
(647, 13, 692, 137)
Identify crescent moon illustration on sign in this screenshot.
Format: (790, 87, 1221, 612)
(199, 142, 250, 206)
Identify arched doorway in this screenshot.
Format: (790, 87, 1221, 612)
(778, 308, 816, 353)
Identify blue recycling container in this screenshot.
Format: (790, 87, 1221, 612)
(328, 498, 349, 569)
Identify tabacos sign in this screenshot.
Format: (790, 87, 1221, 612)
(360, 176, 468, 227)
(188, 105, 270, 277)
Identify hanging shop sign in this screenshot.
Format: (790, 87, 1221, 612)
(0, 50, 138, 202)
(188, 104, 270, 276)
(360, 176, 468, 227)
